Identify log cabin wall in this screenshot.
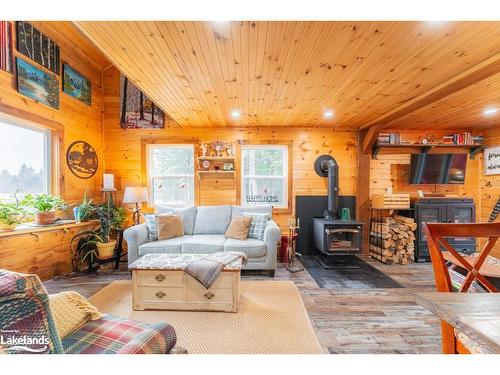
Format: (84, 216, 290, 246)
(102, 67, 357, 230)
(0, 21, 106, 204)
(481, 127, 500, 258)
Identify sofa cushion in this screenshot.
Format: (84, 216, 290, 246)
(155, 205, 197, 235)
(193, 205, 232, 234)
(243, 212, 270, 240)
(225, 216, 253, 240)
(181, 235, 226, 254)
(138, 236, 192, 256)
(231, 204, 272, 218)
(223, 238, 267, 258)
(157, 214, 184, 240)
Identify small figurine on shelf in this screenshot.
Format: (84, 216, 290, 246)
(286, 217, 303, 273)
(201, 143, 208, 157)
(211, 141, 225, 157)
(226, 143, 235, 157)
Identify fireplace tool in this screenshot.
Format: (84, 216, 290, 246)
(286, 218, 303, 273)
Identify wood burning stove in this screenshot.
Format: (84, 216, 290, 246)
(311, 155, 364, 268)
(313, 218, 364, 268)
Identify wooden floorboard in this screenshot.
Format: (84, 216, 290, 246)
(43, 256, 441, 354)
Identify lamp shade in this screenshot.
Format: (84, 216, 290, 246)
(123, 187, 148, 204)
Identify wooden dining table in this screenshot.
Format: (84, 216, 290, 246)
(416, 292, 500, 354)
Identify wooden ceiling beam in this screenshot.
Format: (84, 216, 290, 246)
(359, 52, 500, 131)
(361, 124, 384, 154)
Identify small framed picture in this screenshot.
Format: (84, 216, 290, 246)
(63, 63, 91, 105)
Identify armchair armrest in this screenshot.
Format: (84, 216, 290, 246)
(124, 223, 149, 266)
(264, 220, 281, 259)
(117, 322, 177, 354)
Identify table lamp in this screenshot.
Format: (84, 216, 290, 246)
(123, 187, 148, 225)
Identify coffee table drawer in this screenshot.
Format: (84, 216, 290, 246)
(135, 270, 184, 286)
(186, 287, 234, 304)
(184, 272, 235, 289)
(137, 286, 184, 302)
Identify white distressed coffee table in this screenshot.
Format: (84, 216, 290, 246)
(129, 253, 242, 312)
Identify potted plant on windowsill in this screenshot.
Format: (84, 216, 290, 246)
(21, 193, 67, 225)
(0, 194, 26, 230)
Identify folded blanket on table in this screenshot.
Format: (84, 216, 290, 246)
(184, 252, 247, 289)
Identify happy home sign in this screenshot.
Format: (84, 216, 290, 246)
(484, 146, 500, 175)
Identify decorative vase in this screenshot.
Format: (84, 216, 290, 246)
(73, 207, 80, 222)
(35, 211, 56, 225)
(96, 240, 116, 260)
(0, 222, 18, 231)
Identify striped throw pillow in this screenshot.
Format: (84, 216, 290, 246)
(243, 212, 270, 240)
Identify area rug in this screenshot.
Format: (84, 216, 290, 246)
(301, 256, 403, 289)
(89, 280, 324, 354)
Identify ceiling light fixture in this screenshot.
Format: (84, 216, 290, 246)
(323, 109, 334, 119)
(483, 107, 499, 116)
(231, 109, 241, 118)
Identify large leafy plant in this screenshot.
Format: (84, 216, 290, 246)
(92, 195, 125, 242)
(21, 193, 66, 212)
(71, 230, 103, 271)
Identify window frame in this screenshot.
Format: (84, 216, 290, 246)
(240, 144, 289, 210)
(0, 114, 53, 197)
(146, 143, 195, 207)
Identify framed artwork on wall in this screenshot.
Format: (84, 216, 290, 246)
(63, 63, 91, 105)
(120, 74, 164, 129)
(484, 146, 500, 176)
(16, 21, 61, 74)
(16, 58, 59, 110)
(0, 21, 14, 73)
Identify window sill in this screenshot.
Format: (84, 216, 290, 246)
(0, 220, 98, 238)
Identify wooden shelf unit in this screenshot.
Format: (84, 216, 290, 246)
(196, 170, 236, 180)
(371, 143, 484, 160)
(197, 155, 236, 181)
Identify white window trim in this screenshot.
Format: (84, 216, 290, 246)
(147, 144, 195, 207)
(0, 114, 52, 195)
(241, 144, 288, 209)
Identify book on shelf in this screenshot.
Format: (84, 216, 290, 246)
(377, 132, 401, 145)
(445, 132, 483, 146)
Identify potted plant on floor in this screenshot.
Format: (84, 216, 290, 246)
(93, 196, 124, 259)
(71, 229, 102, 272)
(0, 194, 26, 230)
(21, 193, 67, 225)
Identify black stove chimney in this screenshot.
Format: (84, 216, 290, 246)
(314, 155, 339, 220)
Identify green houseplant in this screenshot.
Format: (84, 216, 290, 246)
(0, 194, 26, 230)
(76, 189, 94, 222)
(72, 196, 126, 267)
(21, 193, 67, 225)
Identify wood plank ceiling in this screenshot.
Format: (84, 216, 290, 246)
(74, 21, 500, 129)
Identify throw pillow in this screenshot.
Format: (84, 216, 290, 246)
(157, 214, 184, 240)
(225, 216, 253, 240)
(145, 212, 176, 241)
(49, 292, 104, 338)
(243, 212, 270, 240)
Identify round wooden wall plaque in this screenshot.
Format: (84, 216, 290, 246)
(66, 141, 98, 179)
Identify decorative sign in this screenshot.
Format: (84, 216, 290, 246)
(246, 195, 279, 204)
(66, 141, 98, 179)
(484, 146, 500, 175)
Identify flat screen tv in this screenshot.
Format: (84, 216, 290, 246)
(409, 153, 467, 185)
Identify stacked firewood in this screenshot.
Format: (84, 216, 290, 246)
(369, 215, 417, 265)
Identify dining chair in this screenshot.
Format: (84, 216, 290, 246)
(424, 222, 500, 354)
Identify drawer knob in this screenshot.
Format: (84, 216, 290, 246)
(204, 291, 215, 300)
(155, 291, 166, 299)
(155, 274, 166, 282)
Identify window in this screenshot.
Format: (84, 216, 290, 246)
(241, 145, 288, 209)
(148, 144, 195, 206)
(0, 118, 51, 200)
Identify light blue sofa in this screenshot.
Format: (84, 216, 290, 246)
(124, 205, 281, 276)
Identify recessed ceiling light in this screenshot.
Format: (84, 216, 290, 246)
(483, 107, 499, 116)
(323, 109, 334, 119)
(231, 109, 241, 118)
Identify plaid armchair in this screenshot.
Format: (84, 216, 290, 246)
(0, 269, 177, 354)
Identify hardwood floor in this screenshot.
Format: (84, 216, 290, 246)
(43, 256, 441, 354)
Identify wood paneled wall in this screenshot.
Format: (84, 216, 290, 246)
(102, 67, 357, 229)
(0, 22, 106, 203)
(481, 127, 500, 258)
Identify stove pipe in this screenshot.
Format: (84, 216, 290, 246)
(323, 158, 339, 220)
